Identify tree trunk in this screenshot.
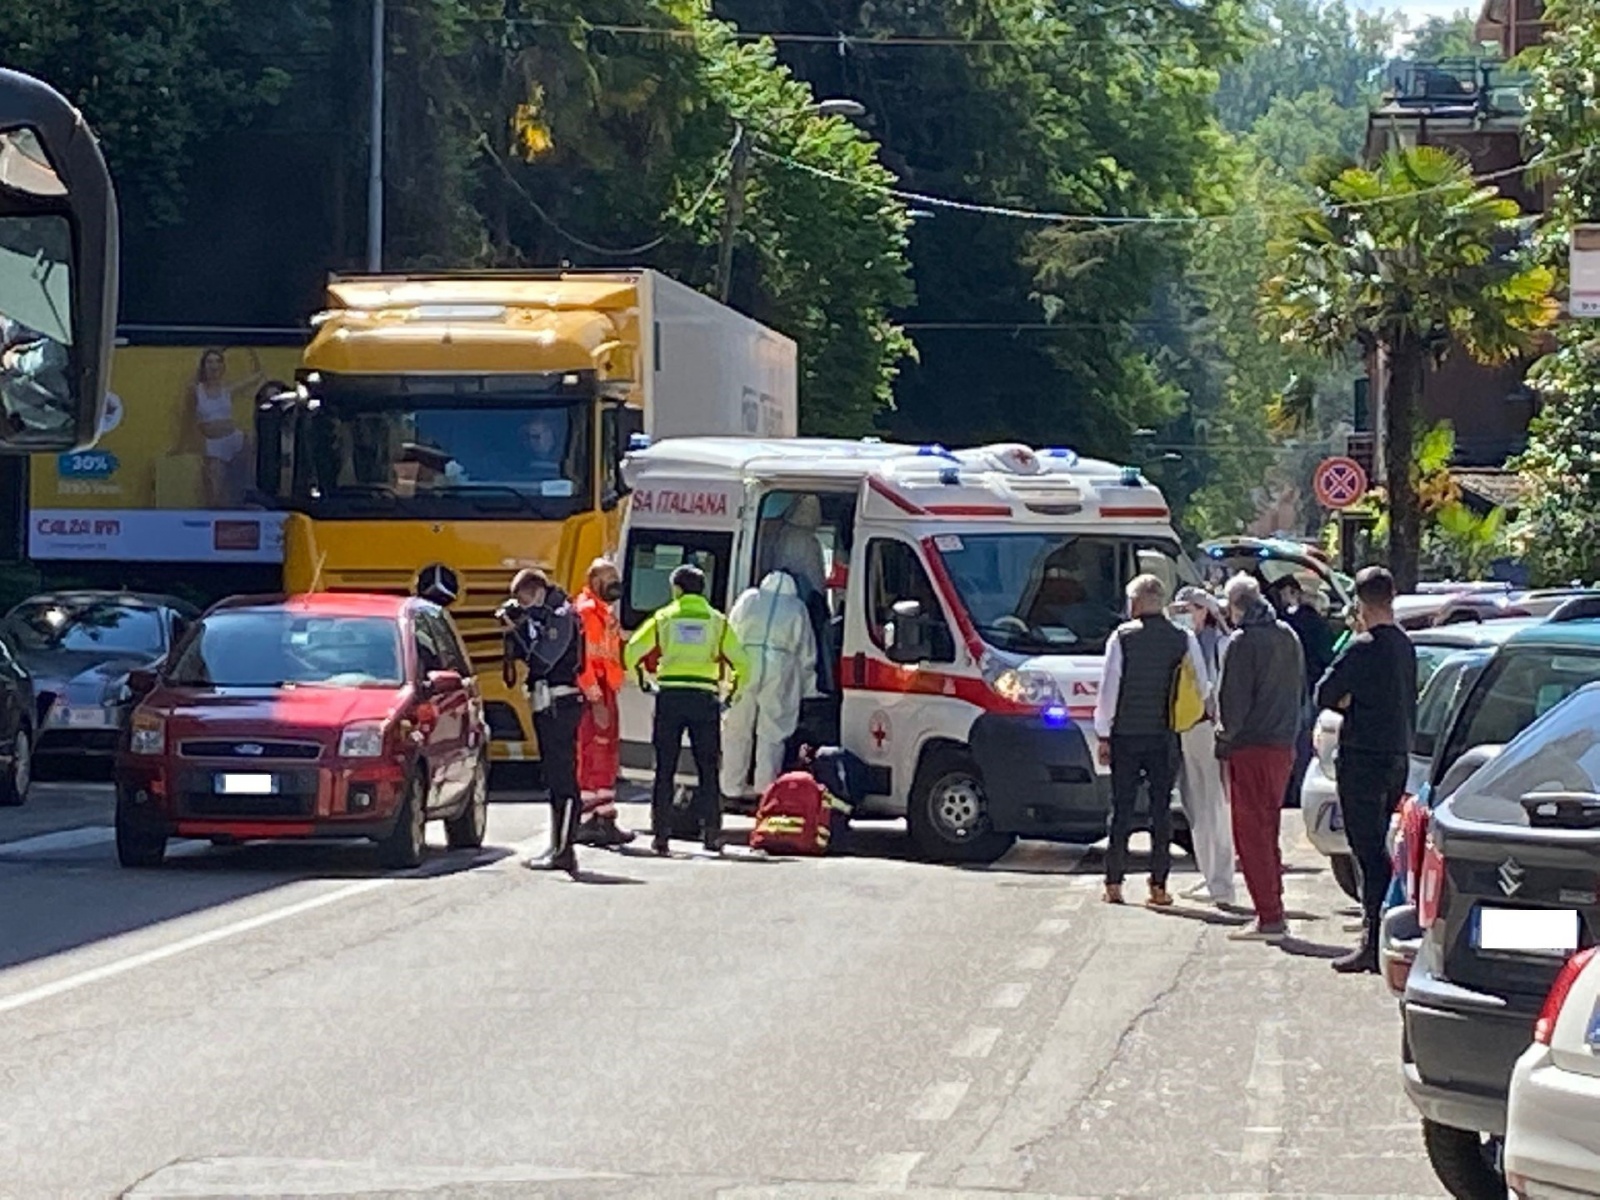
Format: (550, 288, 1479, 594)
(1385, 337, 1425, 592)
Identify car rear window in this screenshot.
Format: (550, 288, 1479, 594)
(1444, 647, 1600, 770)
(167, 612, 403, 688)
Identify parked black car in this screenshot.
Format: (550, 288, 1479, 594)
(0, 592, 197, 770)
(0, 628, 33, 804)
(1401, 614, 1600, 1199)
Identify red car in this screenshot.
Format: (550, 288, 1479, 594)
(114, 593, 490, 869)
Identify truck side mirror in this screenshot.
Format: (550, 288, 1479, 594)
(885, 599, 932, 665)
(0, 70, 119, 456)
(615, 406, 645, 492)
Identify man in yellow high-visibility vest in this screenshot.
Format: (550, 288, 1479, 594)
(625, 564, 749, 856)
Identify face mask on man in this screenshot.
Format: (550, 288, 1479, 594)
(1170, 609, 1195, 633)
(601, 581, 623, 603)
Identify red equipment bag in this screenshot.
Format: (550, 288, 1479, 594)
(749, 770, 833, 856)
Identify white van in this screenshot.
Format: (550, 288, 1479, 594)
(616, 437, 1194, 863)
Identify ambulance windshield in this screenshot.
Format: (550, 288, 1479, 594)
(934, 532, 1191, 656)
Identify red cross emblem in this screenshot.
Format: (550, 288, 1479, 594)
(869, 712, 890, 749)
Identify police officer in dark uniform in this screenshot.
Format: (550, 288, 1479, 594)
(500, 567, 585, 876)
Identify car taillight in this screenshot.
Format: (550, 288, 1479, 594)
(1398, 797, 1428, 904)
(1417, 837, 1446, 929)
(1534, 946, 1598, 1045)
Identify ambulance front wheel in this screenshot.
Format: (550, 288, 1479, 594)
(909, 749, 1015, 864)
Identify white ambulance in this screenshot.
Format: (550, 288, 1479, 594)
(615, 437, 1197, 863)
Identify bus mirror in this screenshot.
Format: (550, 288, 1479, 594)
(0, 72, 119, 457)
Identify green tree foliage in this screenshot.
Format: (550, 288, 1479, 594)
(0, 0, 320, 223)
(716, 0, 1248, 468)
(1215, 0, 1396, 134)
(1405, 12, 1479, 60)
(1265, 146, 1556, 588)
(1509, 0, 1600, 582)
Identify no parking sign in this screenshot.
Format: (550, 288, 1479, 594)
(1313, 457, 1368, 510)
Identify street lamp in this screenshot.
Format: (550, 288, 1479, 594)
(716, 98, 868, 303)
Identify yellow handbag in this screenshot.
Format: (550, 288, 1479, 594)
(1170, 655, 1205, 733)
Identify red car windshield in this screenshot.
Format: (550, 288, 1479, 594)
(166, 611, 403, 689)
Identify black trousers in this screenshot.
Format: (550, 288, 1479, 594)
(534, 695, 584, 858)
(1337, 751, 1409, 948)
(651, 688, 722, 846)
(1105, 733, 1179, 886)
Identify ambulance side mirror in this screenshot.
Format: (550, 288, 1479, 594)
(0, 70, 119, 456)
(885, 599, 932, 664)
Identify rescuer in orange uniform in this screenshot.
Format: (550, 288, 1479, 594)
(573, 557, 634, 847)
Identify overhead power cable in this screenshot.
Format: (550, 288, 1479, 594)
(476, 127, 739, 257)
(753, 145, 1588, 228)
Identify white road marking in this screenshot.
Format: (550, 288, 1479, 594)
(858, 1152, 924, 1190)
(908, 1081, 970, 1122)
(949, 1026, 1002, 1059)
(0, 878, 391, 1016)
(986, 981, 1031, 1009)
(1032, 917, 1072, 936)
(0, 826, 112, 855)
(1013, 945, 1055, 971)
(1241, 1018, 1286, 1169)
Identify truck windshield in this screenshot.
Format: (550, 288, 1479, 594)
(282, 396, 592, 521)
(934, 531, 1191, 656)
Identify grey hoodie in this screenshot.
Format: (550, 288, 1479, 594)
(1216, 599, 1305, 754)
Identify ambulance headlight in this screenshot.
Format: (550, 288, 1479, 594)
(990, 668, 1064, 708)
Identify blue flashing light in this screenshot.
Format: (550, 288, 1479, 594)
(939, 467, 961, 486)
(1042, 447, 1079, 464)
(1120, 466, 1142, 486)
(918, 443, 957, 460)
(1258, 547, 1272, 559)
(628, 433, 652, 452)
(1207, 545, 1225, 558)
(1042, 705, 1069, 728)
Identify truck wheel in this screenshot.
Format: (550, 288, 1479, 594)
(1330, 853, 1361, 902)
(115, 790, 166, 868)
(445, 756, 489, 850)
(1421, 1120, 1503, 1200)
(378, 771, 428, 870)
(909, 750, 1015, 864)
(0, 725, 31, 807)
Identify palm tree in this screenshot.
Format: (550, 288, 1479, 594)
(1264, 145, 1554, 589)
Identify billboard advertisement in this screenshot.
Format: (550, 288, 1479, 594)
(28, 338, 304, 563)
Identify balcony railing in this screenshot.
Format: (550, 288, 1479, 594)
(1384, 58, 1529, 120)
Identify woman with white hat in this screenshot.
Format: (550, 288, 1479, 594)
(1172, 585, 1237, 906)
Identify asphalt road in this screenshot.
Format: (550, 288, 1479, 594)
(0, 782, 1444, 1199)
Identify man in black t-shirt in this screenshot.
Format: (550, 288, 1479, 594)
(1314, 566, 1418, 974)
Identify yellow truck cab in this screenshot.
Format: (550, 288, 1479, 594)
(255, 270, 795, 761)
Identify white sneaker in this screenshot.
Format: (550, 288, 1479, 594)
(1183, 882, 1213, 901)
(1228, 922, 1288, 942)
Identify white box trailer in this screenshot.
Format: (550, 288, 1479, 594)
(642, 271, 796, 441)
(615, 436, 1198, 862)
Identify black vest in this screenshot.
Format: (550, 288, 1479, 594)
(526, 600, 583, 690)
(1110, 615, 1188, 737)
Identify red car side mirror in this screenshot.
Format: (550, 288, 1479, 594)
(425, 669, 464, 696)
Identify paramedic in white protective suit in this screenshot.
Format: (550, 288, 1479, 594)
(721, 554, 821, 801)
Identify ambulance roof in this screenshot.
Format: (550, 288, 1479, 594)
(626, 437, 1129, 482)
(624, 437, 1174, 529)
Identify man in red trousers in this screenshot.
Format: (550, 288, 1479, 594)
(573, 558, 634, 847)
(1215, 573, 1305, 941)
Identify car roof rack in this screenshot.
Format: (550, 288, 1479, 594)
(1548, 595, 1600, 623)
